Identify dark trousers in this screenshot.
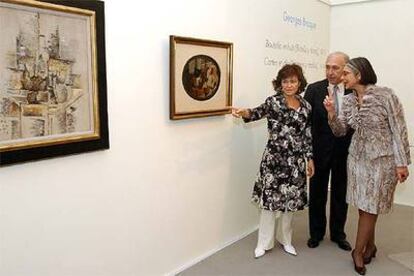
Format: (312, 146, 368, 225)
(309, 153, 348, 241)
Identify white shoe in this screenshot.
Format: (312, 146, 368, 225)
(254, 248, 266, 258)
(283, 244, 297, 256)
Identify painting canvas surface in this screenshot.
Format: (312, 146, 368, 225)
(0, 1, 94, 150)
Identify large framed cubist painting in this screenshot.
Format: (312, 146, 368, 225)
(0, 0, 108, 166)
(170, 36, 233, 120)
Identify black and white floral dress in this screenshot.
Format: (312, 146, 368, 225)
(244, 92, 313, 212)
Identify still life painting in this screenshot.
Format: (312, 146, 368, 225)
(0, 0, 108, 165)
(170, 36, 233, 120)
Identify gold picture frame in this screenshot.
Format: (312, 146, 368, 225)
(0, 0, 109, 165)
(170, 35, 233, 120)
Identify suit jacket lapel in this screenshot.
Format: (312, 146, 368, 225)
(322, 79, 329, 97)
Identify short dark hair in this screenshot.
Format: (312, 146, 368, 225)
(348, 57, 377, 85)
(272, 64, 307, 94)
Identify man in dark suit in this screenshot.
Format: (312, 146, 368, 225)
(304, 52, 353, 251)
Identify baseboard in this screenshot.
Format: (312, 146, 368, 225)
(394, 201, 414, 208)
(165, 225, 259, 276)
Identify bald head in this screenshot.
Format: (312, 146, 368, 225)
(327, 52, 350, 64)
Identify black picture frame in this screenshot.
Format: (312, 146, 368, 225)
(0, 0, 109, 166)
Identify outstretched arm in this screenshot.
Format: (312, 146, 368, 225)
(232, 97, 272, 122)
(231, 108, 251, 119)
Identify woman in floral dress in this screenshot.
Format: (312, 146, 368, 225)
(232, 64, 314, 258)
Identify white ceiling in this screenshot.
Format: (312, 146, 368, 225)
(328, 0, 375, 5)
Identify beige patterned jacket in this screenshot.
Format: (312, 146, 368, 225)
(328, 85, 411, 166)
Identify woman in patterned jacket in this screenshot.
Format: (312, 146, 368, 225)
(232, 64, 315, 258)
(324, 57, 411, 275)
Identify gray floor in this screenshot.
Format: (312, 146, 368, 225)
(179, 204, 414, 276)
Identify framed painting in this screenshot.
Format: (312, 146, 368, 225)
(170, 35, 233, 120)
(0, 0, 108, 166)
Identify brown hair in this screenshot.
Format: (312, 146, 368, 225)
(272, 64, 307, 94)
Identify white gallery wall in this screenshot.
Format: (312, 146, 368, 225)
(0, 0, 329, 275)
(1, 0, 412, 275)
(330, 0, 414, 206)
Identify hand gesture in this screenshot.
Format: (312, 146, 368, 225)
(396, 166, 409, 183)
(231, 107, 250, 119)
(323, 88, 336, 115)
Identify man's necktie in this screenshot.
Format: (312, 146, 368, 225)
(333, 85, 339, 116)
